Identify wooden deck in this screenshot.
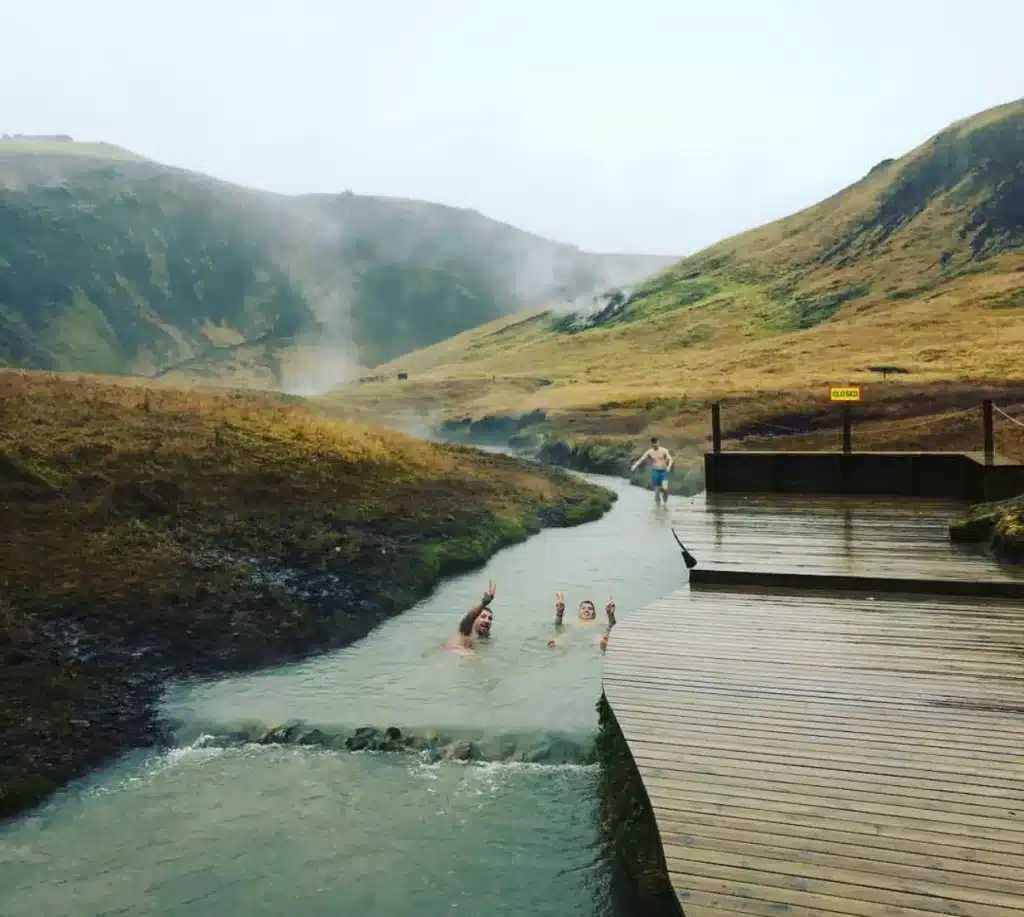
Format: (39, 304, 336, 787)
(604, 494, 1024, 917)
(674, 493, 1024, 597)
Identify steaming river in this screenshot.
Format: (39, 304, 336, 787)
(0, 474, 688, 917)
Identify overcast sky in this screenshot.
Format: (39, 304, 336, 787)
(2, 0, 1022, 255)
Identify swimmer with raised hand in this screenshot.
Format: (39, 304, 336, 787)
(600, 596, 616, 652)
(450, 580, 497, 649)
(549, 592, 616, 649)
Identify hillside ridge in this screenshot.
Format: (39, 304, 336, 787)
(0, 139, 672, 384)
(323, 97, 1024, 425)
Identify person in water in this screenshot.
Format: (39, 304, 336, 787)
(631, 436, 674, 507)
(549, 592, 616, 651)
(451, 580, 497, 648)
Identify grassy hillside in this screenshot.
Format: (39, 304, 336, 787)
(324, 99, 1024, 430)
(0, 138, 671, 382)
(0, 368, 614, 816)
(0, 152, 317, 376)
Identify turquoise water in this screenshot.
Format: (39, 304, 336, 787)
(0, 474, 691, 917)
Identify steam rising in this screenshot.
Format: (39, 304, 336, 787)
(0, 144, 675, 395)
(276, 335, 362, 397)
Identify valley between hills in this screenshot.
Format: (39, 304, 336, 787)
(318, 98, 1024, 480)
(3, 96, 1024, 825)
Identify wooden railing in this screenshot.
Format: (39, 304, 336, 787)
(709, 397, 1024, 466)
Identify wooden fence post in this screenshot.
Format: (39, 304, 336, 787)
(711, 402, 722, 454)
(842, 403, 852, 454)
(983, 399, 994, 466)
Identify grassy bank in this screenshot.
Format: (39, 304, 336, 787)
(949, 495, 1024, 562)
(0, 370, 615, 819)
(434, 418, 707, 497)
(328, 381, 1024, 460)
(534, 436, 705, 497)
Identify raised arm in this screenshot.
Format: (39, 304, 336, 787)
(457, 580, 496, 635)
(600, 597, 616, 652)
(554, 591, 565, 627)
(630, 448, 652, 472)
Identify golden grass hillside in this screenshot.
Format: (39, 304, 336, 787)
(322, 98, 1024, 432)
(0, 369, 613, 818)
(1, 369, 612, 618)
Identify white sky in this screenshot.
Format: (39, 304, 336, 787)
(2, 0, 1022, 254)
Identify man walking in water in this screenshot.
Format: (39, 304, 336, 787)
(631, 436, 674, 506)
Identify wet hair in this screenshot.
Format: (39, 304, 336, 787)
(458, 607, 483, 636)
(650, 436, 658, 445)
(579, 599, 595, 610)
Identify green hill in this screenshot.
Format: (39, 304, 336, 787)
(0, 150, 315, 376)
(0, 138, 672, 384)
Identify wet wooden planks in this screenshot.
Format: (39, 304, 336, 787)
(603, 585, 1024, 917)
(669, 493, 1024, 594)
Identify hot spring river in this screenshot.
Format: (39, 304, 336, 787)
(0, 474, 690, 917)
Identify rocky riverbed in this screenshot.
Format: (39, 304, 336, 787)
(178, 720, 595, 766)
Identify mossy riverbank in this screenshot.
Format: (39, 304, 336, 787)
(435, 412, 706, 497)
(595, 694, 682, 917)
(949, 493, 1024, 562)
(536, 437, 704, 497)
(0, 371, 616, 819)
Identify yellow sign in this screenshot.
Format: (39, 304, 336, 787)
(830, 386, 862, 402)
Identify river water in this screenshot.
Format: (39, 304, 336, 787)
(0, 475, 689, 917)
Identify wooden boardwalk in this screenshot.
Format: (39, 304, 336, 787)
(674, 493, 1024, 597)
(603, 495, 1024, 917)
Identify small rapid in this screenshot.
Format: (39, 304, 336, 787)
(1, 474, 692, 917)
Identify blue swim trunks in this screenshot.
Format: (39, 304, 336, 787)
(651, 468, 670, 486)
